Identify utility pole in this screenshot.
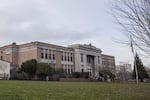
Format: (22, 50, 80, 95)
(130, 36, 138, 85)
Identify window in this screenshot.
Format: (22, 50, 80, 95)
(81, 69, 84, 72)
(53, 50, 55, 60)
(48, 50, 51, 60)
(71, 56, 73, 62)
(68, 56, 70, 61)
(40, 48, 44, 59)
(67, 53, 69, 61)
(49, 54, 51, 60)
(65, 56, 66, 61)
(0, 56, 3, 60)
(81, 53, 83, 62)
(45, 53, 48, 59)
(89, 72, 91, 76)
(41, 53, 44, 58)
(53, 54, 55, 60)
(87, 56, 90, 63)
(61, 55, 63, 61)
(70, 53, 73, 62)
(87, 55, 94, 63)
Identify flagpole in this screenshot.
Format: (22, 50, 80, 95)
(130, 36, 138, 85)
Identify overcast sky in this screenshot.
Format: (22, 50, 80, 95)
(0, 0, 149, 66)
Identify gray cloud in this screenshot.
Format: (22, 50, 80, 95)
(0, 0, 143, 66)
(0, 0, 104, 46)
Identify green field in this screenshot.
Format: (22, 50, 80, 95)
(0, 80, 150, 100)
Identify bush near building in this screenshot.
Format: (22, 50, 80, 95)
(10, 59, 53, 80)
(11, 59, 89, 80)
(36, 63, 52, 80)
(21, 59, 37, 80)
(72, 72, 89, 78)
(99, 70, 115, 81)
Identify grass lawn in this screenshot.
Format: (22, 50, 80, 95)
(0, 80, 150, 100)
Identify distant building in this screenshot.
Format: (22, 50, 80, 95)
(0, 42, 115, 78)
(0, 60, 10, 79)
(101, 54, 116, 74)
(118, 62, 132, 73)
(116, 62, 132, 80)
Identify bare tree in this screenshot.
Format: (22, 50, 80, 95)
(112, 0, 150, 55)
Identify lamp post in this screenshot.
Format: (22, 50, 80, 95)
(130, 36, 138, 85)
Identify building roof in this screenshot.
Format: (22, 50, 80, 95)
(102, 54, 115, 58)
(0, 41, 74, 51)
(69, 43, 102, 53)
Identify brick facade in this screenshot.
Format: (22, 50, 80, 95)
(0, 42, 116, 78)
